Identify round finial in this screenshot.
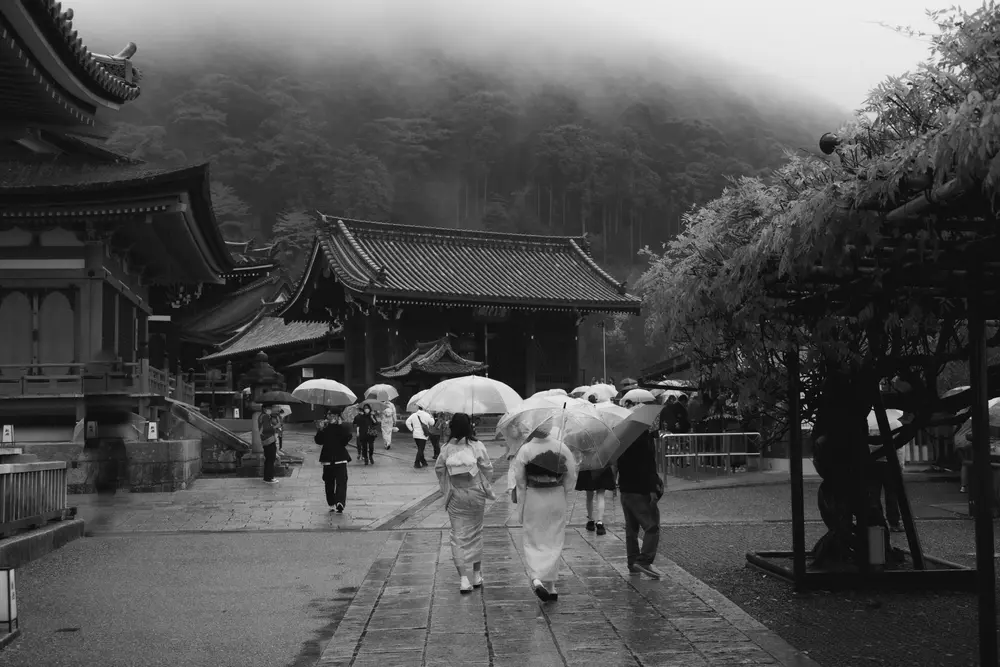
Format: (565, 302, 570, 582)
(819, 133, 841, 155)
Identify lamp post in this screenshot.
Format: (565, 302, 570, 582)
(1, 567, 17, 634)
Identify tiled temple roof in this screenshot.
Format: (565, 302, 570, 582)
(176, 274, 288, 346)
(224, 238, 283, 273)
(199, 315, 336, 363)
(379, 335, 487, 379)
(285, 216, 641, 314)
(4, 1, 142, 104)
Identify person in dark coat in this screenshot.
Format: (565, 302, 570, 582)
(352, 404, 380, 465)
(616, 401, 663, 579)
(316, 411, 353, 512)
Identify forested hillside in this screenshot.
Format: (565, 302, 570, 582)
(105, 43, 846, 374)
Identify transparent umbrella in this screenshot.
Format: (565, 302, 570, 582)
(499, 405, 618, 472)
(365, 384, 399, 402)
(420, 375, 522, 415)
(586, 384, 617, 402)
(407, 390, 429, 412)
(292, 379, 357, 407)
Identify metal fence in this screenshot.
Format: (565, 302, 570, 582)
(655, 432, 763, 480)
(0, 461, 71, 538)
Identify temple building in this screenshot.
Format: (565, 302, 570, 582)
(279, 216, 641, 398)
(0, 1, 244, 492)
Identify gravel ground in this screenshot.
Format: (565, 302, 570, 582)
(662, 516, 992, 667)
(2, 532, 387, 667)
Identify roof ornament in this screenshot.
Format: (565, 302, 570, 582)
(376, 266, 388, 283)
(617, 280, 628, 296)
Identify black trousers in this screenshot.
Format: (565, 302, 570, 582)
(414, 438, 428, 465)
(358, 437, 374, 461)
(263, 444, 277, 481)
(620, 492, 660, 567)
(429, 435, 441, 459)
(322, 464, 348, 506)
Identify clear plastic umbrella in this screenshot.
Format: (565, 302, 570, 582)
(366, 384, 399, 402)
(621, 388, 656, 405)
(407, 390, 429, 412)
(419, 375, 522, 415)
(586, 384, 618, 402)
(500, 405, 618, 472)
(292, 379, 357, 407)
(531, 388, 568, 399)
(570, 385, 590, 397)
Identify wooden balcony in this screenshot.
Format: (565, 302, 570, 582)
(0, 362, 195, 404)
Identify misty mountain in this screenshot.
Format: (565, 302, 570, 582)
(101, 37, 846, 273)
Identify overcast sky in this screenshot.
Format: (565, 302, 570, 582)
(70, 0, 969, 111)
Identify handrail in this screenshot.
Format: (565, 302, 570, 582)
(0, 460, 69, 537)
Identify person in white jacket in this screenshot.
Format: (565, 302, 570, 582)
(406, 404, 435, 468)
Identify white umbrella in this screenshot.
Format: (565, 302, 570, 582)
(867, 409, 903, 434)
(586, 384, 617, 402)
(420, 375, 522, 415)
(499, 405, 618, 472)
(407, 390, 429, 412)
(366, 383, 399, 402)
(621, 388, 657, 405)
(292, 379, 357, 407)
(532, 388, 568, 399)
(591, 402, 632, 426)
(570, 385, 590, 397)
(276, 404, 293, 418)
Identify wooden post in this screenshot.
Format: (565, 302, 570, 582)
(226, 361, 233, 391)
(871, 387, 925, 569)
(968, 293, 998, 667)
(483, 322, 489, 377)
(786, 344, 807, 590)
(343, 320, 354, 387)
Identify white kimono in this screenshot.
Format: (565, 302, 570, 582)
(510, 436, 578, 583)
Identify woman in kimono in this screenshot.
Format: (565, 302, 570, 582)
(511, 423, 578, 602)
(380, 401, 398, 450)
(435, 413, 495, 593)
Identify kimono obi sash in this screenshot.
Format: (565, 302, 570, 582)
(448, 471, 482, 488)
(526, 473, 563, 488)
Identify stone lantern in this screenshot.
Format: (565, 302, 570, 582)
(238, 352, 285, 469)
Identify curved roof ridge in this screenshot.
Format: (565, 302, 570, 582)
(330, 217, 383, 277)
(319, 213, 585, 245)
(12, 1, 141, 103)
(215, 308, 271, 350)
(568, 239, 627, 294)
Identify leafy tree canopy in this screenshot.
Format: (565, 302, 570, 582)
(633, 4, 1000, 440)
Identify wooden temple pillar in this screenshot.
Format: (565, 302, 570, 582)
(968, 291, 998, 667)
(343, 323, 354, 387)
(363, 312, 375, 388)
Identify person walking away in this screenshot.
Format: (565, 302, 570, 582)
(511, 423, 578, 602)
(435, 413, 495, 593)
(353, 404, 380, 465)
(869, 437, 904, 533)
(380, 401, 398, 450)
(576, 464, 615, 535)
(406, 403, 435, 468)
(258, 405, 280, 484)
(316, 411, 352, 512)
(617, 404, 664, 579)
(428, 412, 446, 459)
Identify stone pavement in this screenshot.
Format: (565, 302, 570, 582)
(71, 428, 505, 534)
(316, 525, 817, 667)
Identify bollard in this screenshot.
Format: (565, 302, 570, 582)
(0, 568, 17, 633)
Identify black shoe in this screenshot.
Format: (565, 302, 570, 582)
(586, 520, 595, 532)
(414, 463, 422, 469)
(335, 503, 344, 513)
(532, 579, 551, 602)
(550, 593, 558, 601)
(627, 565, 641, 575)
(595, 522, 606, 535)
(633, 563, 662, 580)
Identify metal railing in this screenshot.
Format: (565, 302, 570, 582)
(655, 432, 762, 480)
(0, 461, 70, 538)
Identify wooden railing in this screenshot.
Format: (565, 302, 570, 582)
(655, 432, 763, 480)
(0, 461, 70, 538)
(0, 362, 194, 403)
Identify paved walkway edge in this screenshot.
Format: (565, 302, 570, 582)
(0, 628, 21, 652)
(366, 489, 442, 531)
(658, 557, 822, 667)
(0, 519, 84, 568)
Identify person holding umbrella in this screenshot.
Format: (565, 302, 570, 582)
(510, 421, 579, 602)
(257, 404, 280, 484)
(617, 392, 664, 579)
(315, 410, 352, 512)
(435, 413, 495, 593)
(353, 403, 381, 465)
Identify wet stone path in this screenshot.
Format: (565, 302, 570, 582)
(317, 527, 817, 667)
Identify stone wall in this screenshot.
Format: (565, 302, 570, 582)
(18, 440, 202, 493)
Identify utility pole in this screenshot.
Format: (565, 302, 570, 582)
(600, 320, 607, 382)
